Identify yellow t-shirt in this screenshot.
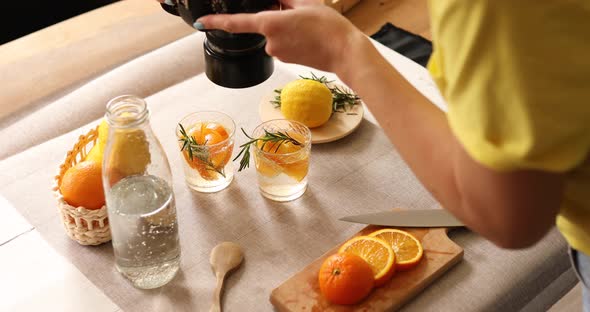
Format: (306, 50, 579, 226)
(427, 0, 590, 254)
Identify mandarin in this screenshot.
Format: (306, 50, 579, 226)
(60, 160, 105, 210)
(318, 253, 374, 305)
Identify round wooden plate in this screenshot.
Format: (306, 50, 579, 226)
(258, 88, 364, 144)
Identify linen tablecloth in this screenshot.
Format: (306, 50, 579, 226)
(0, 32, 578, 311)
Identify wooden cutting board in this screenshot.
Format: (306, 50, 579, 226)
(270, 225, 463, 311)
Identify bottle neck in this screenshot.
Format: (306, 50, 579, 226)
(105, 95, 149, 128)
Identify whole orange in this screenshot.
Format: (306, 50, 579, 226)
(60, 160, 105, 210)
(318, 253, 374, 305)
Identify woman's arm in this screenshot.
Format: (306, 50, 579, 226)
(198, 1, 565, 248)
(342, 40, 564, 248)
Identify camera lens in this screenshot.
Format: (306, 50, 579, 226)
(204, 30, 274, 88)
(161, 0, 279, 88)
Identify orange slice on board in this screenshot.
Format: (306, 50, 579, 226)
(369, 229, 424, 271)
(338, 236, 395, 286)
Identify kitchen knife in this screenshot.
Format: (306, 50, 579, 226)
(339, 209, 464, 228)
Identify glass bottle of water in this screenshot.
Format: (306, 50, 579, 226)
(102, 95, 181, 289)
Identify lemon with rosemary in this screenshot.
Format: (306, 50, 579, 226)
(280, 79, 333, 128)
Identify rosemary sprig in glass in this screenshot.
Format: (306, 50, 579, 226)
(233, 128, 302, 172)
(178, 124, 226, 177)
(271, 72, 361, 114)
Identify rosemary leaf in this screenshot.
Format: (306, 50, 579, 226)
(233, 128, 302, 172)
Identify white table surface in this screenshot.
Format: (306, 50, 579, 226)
(0, 194, 121, 312)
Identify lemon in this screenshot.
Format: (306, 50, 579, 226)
(280, 79, 333, 128)
(86, 118, 109, 163)
(93, 113, 150, 180)
(107, 127, 150, 177)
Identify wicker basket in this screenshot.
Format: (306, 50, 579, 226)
(53, 125, 111, 246)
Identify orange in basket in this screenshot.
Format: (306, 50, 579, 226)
(60, 160, 105, 210)
(54, 124, 111, 246)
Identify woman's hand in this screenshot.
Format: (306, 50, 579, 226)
(196, 0, 369, 74)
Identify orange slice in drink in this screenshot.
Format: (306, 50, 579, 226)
(369, 229, 423, 271)
(255, 153, 281, 178)
(182, 122, 232, 180)
(255, 131, 308, 181)
(205, 122, 228, 138)
(182, 149, 215, 180)
(338, 236, 395, 286)
(281, 158, 308, 182)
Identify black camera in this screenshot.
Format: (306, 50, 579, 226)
(162, 0, 278, 88)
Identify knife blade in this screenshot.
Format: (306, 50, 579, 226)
(339, 209, 464, 228)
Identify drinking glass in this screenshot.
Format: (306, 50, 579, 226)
(176, 111, 235, 192)
(252, 119, 311, 202)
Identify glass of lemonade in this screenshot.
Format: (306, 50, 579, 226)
(252, 119, 311, 202)
(176, 111, 235, 193)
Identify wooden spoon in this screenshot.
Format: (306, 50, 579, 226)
(209, 242, 244, 312)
